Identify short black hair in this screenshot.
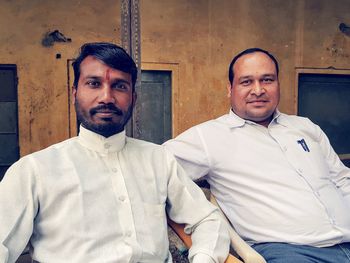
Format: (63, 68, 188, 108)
(228, 48, 279, 85)
(72, 42, 137, 91)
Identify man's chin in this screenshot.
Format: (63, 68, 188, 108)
(248, 108, 275, 119)
(247, 113, 274, 123)
(76, 105, 133, 137)
(244, 110, 273, 121)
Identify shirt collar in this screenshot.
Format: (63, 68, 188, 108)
(78, 125, 126, 154)
(223, 110, 246, 128)
(225, 109, 283, 128)
(273, 110, 290, 127)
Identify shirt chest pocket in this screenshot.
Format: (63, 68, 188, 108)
(307, 141, 329, 169)
(292, 139, 330, 179)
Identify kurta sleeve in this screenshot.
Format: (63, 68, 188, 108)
(165, 150, 230, 263)
(163, 126, 210, 181)
(0, 156, 39, 262)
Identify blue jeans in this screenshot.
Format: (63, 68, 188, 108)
(252, 242, 350, 263)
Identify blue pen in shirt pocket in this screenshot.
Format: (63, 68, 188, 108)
(297, 139, 310, 152)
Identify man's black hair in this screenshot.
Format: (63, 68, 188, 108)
(228, 48, 279, 85)
(72, 42, 137, 91)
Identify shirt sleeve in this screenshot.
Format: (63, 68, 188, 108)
(163, 126, 210, 181)
(165, 150, 230, 263)
(192, 253, 215, 263)
(315, 122, 350, 201)
(0, 156, 39, 262)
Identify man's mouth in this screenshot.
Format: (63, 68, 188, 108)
(94, 111, 118, 117)
(90, 105, 123, 116)
(247, 100, 268, 105)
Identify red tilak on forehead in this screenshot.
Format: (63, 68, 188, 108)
(105, 69, 111, 81)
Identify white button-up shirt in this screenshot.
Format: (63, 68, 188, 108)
(164, 110, 350, 247)
(0, 126, 229, 263)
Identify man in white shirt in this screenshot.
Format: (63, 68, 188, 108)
(0, 42, 229, 263)
(164, 48, 350, 262)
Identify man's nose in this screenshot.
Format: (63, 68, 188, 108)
(99, 85, 115, 104)
(251, 81, 265, 96)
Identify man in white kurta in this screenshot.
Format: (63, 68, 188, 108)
(0, 42, 229, 263)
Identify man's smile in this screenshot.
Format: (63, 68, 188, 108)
(247, 99, 269, 106)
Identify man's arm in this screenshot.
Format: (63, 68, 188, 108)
(316, 123, 350, 201)
(164, 126, 210, 181)
(165, 150, 230, 263)
(0, 157, 38, 262)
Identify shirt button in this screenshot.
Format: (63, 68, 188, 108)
(104, 143, 111, 149)
(111, 168, 117, 173)
(119, 195, 126, 202)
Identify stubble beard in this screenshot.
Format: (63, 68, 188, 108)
(74, 99, 133, 138)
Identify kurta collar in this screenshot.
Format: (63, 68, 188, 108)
(78, 125, 126, 154)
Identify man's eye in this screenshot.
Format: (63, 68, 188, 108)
(262, 78, 274, 83)
(118, 84, 127, 89)
(240, 79, 251, 86)
(112, 83, 129, 90)
(86, 81, 100, 87)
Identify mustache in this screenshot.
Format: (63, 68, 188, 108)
(90, 104, 123, 116)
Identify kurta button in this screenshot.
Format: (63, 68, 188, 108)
(297, 168, 303, 174)
(119, 196, 126, 202)
(104, 143, 111, 149)
(111, 168, 117, 173)
(126, 231, 132, 237)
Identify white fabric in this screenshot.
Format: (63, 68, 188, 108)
(164, 110, 350, 247)
(209, 195, 266, 263)
(0, 126, 229, 263)
(192, 254, 215, 263)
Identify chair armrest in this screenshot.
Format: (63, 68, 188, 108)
(209, 195, 266, 263)
(167, 218, 243, 263)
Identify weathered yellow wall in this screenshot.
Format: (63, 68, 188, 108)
(1, 0, 350, 156)
(141, 0, 350, 134)
(0, 0, 121, 156)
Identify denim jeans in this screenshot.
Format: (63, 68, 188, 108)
(252, 242, 350, 263)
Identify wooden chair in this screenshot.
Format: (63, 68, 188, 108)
(167, 194, 266, 263)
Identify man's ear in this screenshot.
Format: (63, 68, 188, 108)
(132, 92, 137, 106)
(226, 82, 232, 98)
(72, 86, 77, 104)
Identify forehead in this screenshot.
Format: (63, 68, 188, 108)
(233, 52, 277, 77)
(79, 56, 131, 81)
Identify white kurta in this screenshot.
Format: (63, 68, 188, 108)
(0, 126, 229, 263)
(164, 110, 350, 247)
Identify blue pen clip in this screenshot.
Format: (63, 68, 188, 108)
(297, 139, 310, 152)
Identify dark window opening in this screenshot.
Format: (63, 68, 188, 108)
(0, 65, 19, 180)
(298, 73, 350, 167)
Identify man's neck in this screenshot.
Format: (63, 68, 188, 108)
(253, 116, 273, 128)
(80, 124, 124, 138)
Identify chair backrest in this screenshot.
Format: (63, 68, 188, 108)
(209, 194, 267, 263)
